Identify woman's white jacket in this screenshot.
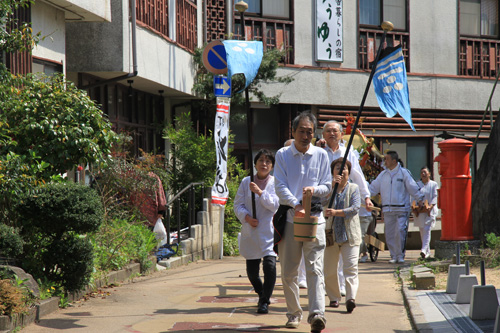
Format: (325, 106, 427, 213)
(234, 175, 279, 259)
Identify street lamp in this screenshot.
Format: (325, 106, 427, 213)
(235, 1, 248, 40)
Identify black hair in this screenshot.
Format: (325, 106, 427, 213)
(292, 111, 317, 132)
(331, 158, 352, 175)
(254, 149, 275, 166)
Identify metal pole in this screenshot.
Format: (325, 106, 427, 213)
(328, 21, 394, 207)
(240, 7, 257, 218)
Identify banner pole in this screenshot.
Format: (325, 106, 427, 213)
(328, 21, 394, 207)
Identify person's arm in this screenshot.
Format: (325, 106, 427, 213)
(312, 151, 332, 198)
(368, 172, 382, 196)
(274, 150, 300, 208)
(404, 170, 424, 203)
(234, 178, 251, 224)
(348, 150, 372, 209)
(258, 178, 280, 213)
(325, 185, 360, 218)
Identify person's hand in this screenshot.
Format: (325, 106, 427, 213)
(249, 182, 263, 196)
(294, 204, 305, 218)
(365, 198, 374, 211)
(316, 138, 326, 148)
(333, 175, 342, 184)
(324, 208, 337, 217)
(245, 214, 259, 227)
(303, 186, 315, 195)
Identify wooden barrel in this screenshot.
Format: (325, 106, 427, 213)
(293, 189, 318, 242)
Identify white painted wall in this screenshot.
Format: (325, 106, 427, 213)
(32, 1, 66, 69)
(135, 27, 196, 96)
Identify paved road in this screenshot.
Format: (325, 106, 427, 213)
(22, 251, 418, 332)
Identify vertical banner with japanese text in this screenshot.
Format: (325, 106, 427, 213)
(315, 0, 343, 62)
(211, 97, 230, 206)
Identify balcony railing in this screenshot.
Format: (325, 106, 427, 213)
(358, 28, 410, 71)
(136, 0, 169, 37)
(176, 0, 197, 52)
(234, 16, 294, 65)
(459, 37, 500, 79)
(136, 0, 197, 53)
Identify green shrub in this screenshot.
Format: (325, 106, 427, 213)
(18, 182, 103, 236)
(0, 224, 23, 259)
(485, 232, 500, 249)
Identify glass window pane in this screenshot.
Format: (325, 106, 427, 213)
(236, 0, 260, 14)
(481, 0, 498, 36)
(360, 0, 381, 26)
(253, 108, 279, 145)
(460, 0, 481, 36)
(407, 141, 428, 181)
(263, 0, 289, 18)
(383, 0, 406, 30)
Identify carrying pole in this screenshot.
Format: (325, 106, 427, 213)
(328, 21, 394, 207)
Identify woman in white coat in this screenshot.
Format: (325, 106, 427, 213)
(413, 167, 438, 259)
(234, 149, 279, 314)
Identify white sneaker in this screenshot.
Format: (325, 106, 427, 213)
(359, 254, 368, 263)
(389, 259, 397, 264)
(397, 258, 405, 263)
(298, 280, 307, 289)
(425, 252, 431, 259)
(285, 315, 300, 328)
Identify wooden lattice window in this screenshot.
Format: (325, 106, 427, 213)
(5, 4, 32, 75)
(206, 0, 226, 42)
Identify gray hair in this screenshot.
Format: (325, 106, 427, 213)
(292, 111, 317, 132)
(322, 120, 343, 133)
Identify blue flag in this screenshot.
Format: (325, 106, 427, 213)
(223, 40, 263, 92)
(373, 46, 415, 131)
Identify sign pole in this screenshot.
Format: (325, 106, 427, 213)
(328, 21, 394, 207)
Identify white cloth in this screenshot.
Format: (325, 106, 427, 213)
(419, 225, 432, 256)
(369, 163, 424, 214)
(234, 176, 279, 259)
(274, 143, 332, 224)
(384, 212, 410, 260)
(324, 142, 371, 217)
(412, 180, 438, 228)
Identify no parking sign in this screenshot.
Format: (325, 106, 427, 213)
(202, 40, 228, 75)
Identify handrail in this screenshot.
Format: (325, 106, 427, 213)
(470, 68, 500, 182)
(164, 182, 205, 246)
(166, 181, 204, 206)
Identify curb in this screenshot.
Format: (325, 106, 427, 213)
(0, 260, 149, 332)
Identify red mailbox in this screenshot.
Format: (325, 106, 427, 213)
(434, 138, 473, 241)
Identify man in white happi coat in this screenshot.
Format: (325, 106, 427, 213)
(274, 112, 331, 332)
(369, 150, 424, 263)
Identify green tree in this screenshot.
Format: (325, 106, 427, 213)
(0, 0, 40, 57)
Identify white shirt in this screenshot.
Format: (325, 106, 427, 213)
(324, 141, 371, 216)
(234, 175, 279, 259)
(412, 180, 438, 227)
(274, 143, 332, 224)
(369, 163, 424, 213)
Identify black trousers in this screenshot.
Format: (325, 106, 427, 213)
(246, 256, 276, 305)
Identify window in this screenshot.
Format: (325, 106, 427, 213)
(236, 0, 290, 19)
(32, 58, 62, 76)
(379, 138, 431, 181)
(359, 0, 406, 30)
(460, 0, 499, 37)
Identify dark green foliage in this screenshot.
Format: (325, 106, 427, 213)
(16, 182, 103, 292)
(41, 235, 94, 292)
(18, 182, 103, 236)
(0, 224, 23, 259)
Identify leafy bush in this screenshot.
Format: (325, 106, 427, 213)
(89, 217, 157, 273)
(0, 224, 23, 259)
(16, 182, 103, 292)
(18, 182, 103, 236)
(0, 279, 30, 316)
(482, 232, 500, 267)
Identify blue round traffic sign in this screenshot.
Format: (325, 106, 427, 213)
(202, 40, 228, 75)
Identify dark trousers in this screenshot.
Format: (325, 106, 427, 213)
(246, 256, 276, 305)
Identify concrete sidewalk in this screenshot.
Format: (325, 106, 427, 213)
(22, 250, 417, 332)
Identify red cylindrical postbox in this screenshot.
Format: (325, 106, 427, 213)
(434, 138, 473, 240)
